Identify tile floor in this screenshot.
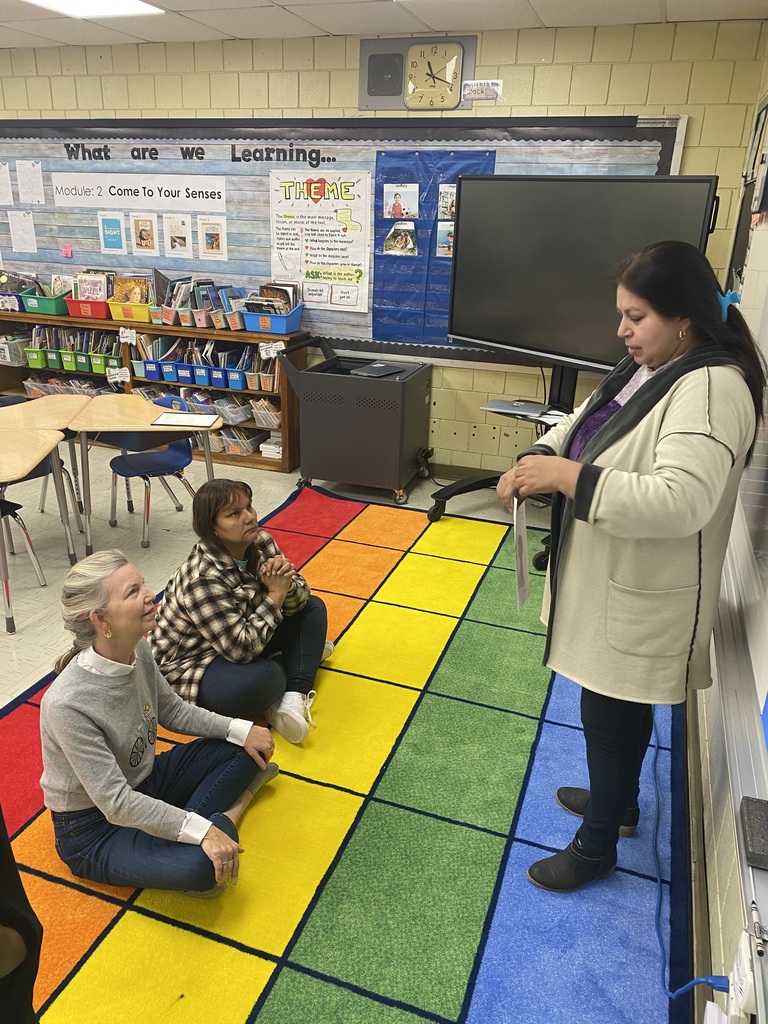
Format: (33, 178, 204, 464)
(0, 445, 547, 708)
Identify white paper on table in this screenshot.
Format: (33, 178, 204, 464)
(8, 210, 37, 252)
(513, 496, 531, 611)
(152, 411, 218, 428)
(0, 164, 13, 205)
(16, 160, 44, 204)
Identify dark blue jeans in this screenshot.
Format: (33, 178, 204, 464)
(52, 738, 261, 891)
(196, 594, 328, 719)
(576, 688, 654, 858)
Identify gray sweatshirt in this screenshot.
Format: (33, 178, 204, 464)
(40, 638, 250, 843)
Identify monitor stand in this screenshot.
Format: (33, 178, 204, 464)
(425, 363, 577, 552)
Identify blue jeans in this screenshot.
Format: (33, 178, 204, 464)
(51, 738, 261, 891)
(576, 688, 654, 857)
(196, 594, 328, 719)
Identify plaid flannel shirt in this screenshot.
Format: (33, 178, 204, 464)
(149, 533, 310, 704)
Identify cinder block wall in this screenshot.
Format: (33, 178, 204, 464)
(0, 21, 763, 473)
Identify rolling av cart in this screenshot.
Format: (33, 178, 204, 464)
(277, 337, 432, 504)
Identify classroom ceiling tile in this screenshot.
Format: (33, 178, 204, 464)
(284, 1, 429, 35)
(0, 18, 145, 45)
(530, 0, 663, 26)
(85, 11, 230, 41)
(0, 0, 61, 17)
(159, 0, 275, 8)
(666, 0, 768, 18)
(183, 5, 330, 37)
(0, 22, 65, 45)
(396, 0, 541, 32)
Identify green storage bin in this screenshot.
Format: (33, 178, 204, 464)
(22, 290, 72, 315)
(25, 348, 47, 369)
(46, 349, 63, 369)
(75, 352, 92, 372)
(61, 351, 78, 371)
(90, 353, 107, 373)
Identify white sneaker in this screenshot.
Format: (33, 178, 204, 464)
(266, 690, 316, 744)
(321, 640, 334, 662)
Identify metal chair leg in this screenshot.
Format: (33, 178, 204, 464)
(67, 437, 84, 512)
(177, 473, 197, 500)
(7, 508, 47, 587)
(38, 475, 49, 513)
(0, 522, 14, 634)
(109, 472, 119, 527)
(122, 453, 134, 513)
(158, 475, 183, 511)
(2, 515, 14, 557)
(141, 477, 151, 548)
(61, 468, 84, 534)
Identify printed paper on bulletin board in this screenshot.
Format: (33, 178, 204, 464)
(269, 170, 371, 313)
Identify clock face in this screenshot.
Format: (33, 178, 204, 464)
(405, 41, 464, 110)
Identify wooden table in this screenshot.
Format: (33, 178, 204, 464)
(0, 428, 66, 633)
(67, 394, 223, 555)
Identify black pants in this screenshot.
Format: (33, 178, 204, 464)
(576, 688, 654, 857)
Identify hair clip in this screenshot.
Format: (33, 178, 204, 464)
(718, 289, 739, 322)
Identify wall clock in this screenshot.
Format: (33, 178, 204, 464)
(404, 41, 464, 110)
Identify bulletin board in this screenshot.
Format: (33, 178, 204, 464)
(0, 117, 683, 347)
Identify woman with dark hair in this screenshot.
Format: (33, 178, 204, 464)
(151, 479, 331, 744)
(497, 240, 766, 893)
(41, 551, 276, 897)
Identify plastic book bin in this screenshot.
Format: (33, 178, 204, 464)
(161, 306, 180, 326)
(242, 304, 303, 335)
(193, 309, 214, 328)
(60, 351, 78, 371)
(90, 354, 108, 373)
(75, 352, 92, 372)
(22, 290, 72, 315)
(45, 349, 64, 370)
(131, 359, 146, 377)
(144, 360, 162, 381)
(65, 297, 110, 319)
(210, 309, 229, 330)
(193, 365, 212, 386)
(259, 372, 276, 392)
(226, 368, 247, 390)
(107, 300, 152, 323)
(0, 337, 28, 366)
(149, 306, 163, 324)
(176, 363, 195, 385)
(25, 348, 48, 369)
(0, 286, 36, 312)
(225, 310, 245, 330)
(160, 362, 179, 382)
(178, 308, 194, 327)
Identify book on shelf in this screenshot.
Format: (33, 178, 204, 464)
(50, 274, 75, 297)
(75, 272, 109, 302)
(112, 275, 152, 304)
(259, 282, 299, 313)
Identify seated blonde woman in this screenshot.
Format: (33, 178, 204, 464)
(40, 551, 276, 897)
(150, 479, 331, 744)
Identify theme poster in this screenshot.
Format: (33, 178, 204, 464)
(269, 170, 371, 313)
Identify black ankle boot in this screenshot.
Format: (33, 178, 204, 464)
(556, 786, 640, 838)
(527, 837, 617, 893)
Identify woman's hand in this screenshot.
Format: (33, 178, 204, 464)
(497, 455, 582, 511)
(244, 724, 274, 769)
(261, 555, 294, 578)
(201, 824, 244, 886)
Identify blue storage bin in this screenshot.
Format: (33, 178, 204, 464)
(226, 368, 247, 390)
(160, 361, 179, 382)
(144, 360, 162, 381)
(242, 303, 303, 335)
(176, 363, 195, 385)
(210, 367, 228, 388)
(193, 365, 211, 386)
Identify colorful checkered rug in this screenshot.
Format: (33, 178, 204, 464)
(1, 486, 689, 1023)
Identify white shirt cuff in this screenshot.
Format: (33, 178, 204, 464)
(227, 718, 251, 746)
(178, 811, 213, 845)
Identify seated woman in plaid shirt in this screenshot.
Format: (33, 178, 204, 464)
(150, 479, 332, 744)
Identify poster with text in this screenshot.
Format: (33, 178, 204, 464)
(269, 170, 371, 313)
(197, 215, 228, 260)
(98, 211, 127, 255)
(129, 212, 159, 257)
(162, 213, 193, 259)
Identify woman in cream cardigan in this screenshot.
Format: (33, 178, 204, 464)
(497, 240, 766, 893)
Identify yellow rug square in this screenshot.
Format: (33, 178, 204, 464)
(375, 552, 486, 617)
(301, 539, 403, 598)
(337, 504, 427, 549)
(413, 517, 508, 564)
(329, 603, 457, 689)
(272, 670, 419, 793)
(138, 776, 362, 957)
(40, 911, 274, 1024)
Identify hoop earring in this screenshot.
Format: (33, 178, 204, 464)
(678, 329, 687, 342)
(103, 627, 112, 639)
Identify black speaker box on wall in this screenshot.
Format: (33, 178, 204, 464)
(367, 53, 404, 97)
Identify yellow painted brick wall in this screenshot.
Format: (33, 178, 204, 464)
(0, 21, 764, 472)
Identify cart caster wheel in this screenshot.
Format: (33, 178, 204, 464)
(418, 465, 430, 479)
(532, 551, 549, 571)
(394, 490, 409, 505)
(109, 519, 117, 527)
(297, 476, 311, 490)
(427, 502, 445, 522)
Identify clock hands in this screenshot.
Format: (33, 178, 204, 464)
(425, 59, 455, 88)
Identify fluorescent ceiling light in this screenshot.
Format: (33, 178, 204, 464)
(22, 0, 163, 15)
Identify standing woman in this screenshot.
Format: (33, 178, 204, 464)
(497, 240, 766, 892)
(40, 551, 277, 896)
(151, 479, 331, 744)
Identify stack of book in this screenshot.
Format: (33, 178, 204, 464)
(244, 282, 300, 315)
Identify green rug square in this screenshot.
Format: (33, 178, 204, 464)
(466, 568, 546, 634)
(290, 802, 504, 1021)
(257, 967, 432, 1024)
(376, 693, 537, 833)
(493, 526, 548, 575)
(429, 619, 550, 716)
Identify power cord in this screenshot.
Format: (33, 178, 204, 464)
(651, 715, 729, 998)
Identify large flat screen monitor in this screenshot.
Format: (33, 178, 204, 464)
(448, 175, 719, 375)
